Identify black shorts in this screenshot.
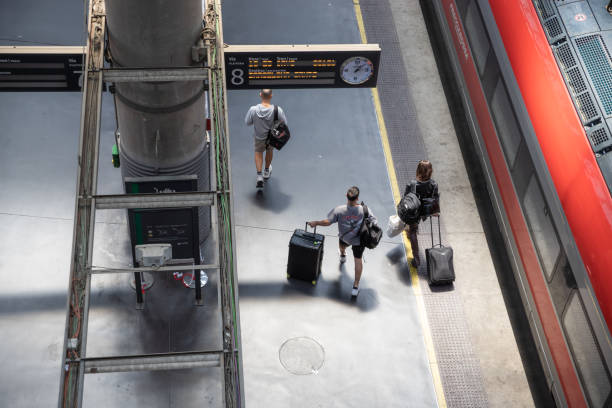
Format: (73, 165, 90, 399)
(339, 239, 365, 259)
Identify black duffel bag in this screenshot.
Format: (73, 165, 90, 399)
(267, 105, 291, 150)
(359, 203, 382, 249)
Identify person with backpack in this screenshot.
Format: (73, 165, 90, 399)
(308, 186, 378, 297)
(398, 160, 440, 268)
(244, 89, 288, 189)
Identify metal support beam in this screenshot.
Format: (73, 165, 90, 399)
(83, 351, 222, 374)
(94, 191, 215, 209)
(57, 0, 243, 405)
(206, 0, 245, 405)
(102, 67, 210, 82)
(89, 264, 219, 274)
(58, 1, 105, 406)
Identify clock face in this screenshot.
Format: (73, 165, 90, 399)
(340, 56, 374, 85)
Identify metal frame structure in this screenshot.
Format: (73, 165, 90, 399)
(57, 0, 244, 405)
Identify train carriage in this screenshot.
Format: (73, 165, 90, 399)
(425, 0, 612, 406)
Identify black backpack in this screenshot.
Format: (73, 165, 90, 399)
(397, 181, 421, 224)
(359, 203, 382, 249)
(267, 105, 291, 150)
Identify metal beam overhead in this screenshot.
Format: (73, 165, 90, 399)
(89, 264, 219, 274)
(102, 67, 210, 82)
(94, 191, 215, 209)
(82, 351, 223, 374)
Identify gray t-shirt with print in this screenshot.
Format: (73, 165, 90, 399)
(327, 204, 376, 246)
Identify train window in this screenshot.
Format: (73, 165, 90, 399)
(547, 254, 577, 316)
(563, 291, 612, 407)
(523, 175, 560, 280)
(490, 79, 521, 167)
(464, 1, 490, 76)
(454, 0, 470, 16)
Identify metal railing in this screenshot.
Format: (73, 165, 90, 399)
(206, 1, 244, 405)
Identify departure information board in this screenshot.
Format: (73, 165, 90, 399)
(224, 44, 380, 89)
(0, 46, 83, 91)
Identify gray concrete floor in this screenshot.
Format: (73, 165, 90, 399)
(0, 0, 539, 406)
(223, 0, 437, 406)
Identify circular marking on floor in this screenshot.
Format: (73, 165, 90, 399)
(575, 13, 587, 22)
(279, 337, 325, 375)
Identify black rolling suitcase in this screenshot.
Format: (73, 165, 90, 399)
(287, 223, 325, 285)
(425, 216, 455, 285)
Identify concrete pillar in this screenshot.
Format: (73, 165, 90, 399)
(105, 0, 210, 241)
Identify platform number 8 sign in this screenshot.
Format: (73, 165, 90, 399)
(230, 68, 245, 86)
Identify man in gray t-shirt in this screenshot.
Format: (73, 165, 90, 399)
(308, 186, 376, 297)
(244, 89, 288, 189)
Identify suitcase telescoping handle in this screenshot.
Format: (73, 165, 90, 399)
(430, 216, 442, 248)
(305, 222, 317, 234)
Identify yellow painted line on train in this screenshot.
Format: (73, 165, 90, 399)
(352, 1, 447, 407)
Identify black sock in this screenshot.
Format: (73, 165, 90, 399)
(257, 171, 262, 175)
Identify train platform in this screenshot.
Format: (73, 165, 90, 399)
(224, 0, 540, 406)
(0, 0, 547, 407)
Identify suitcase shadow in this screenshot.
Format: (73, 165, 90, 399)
(386, 244, 455, 293)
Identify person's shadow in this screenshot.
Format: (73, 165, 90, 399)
(240, 262, 380, 313)
(251, 178, 292, 213)
(322, 262, 380, 312)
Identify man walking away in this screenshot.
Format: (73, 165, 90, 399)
(244, 89, 288, 189)
(308, 186, 376, 297)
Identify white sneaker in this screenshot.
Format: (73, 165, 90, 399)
(339, 250, 346, 264)
(263, 165, 272, 179)
(256, 174, 264, 189)
(351, 286, 360, 297)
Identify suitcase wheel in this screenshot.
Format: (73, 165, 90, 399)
(311, 280, 317, 286)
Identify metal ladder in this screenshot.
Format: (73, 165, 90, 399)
(58, 0, 243, 406)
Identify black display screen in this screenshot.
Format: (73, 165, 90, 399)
(0, 51, 83, 91)
(125, 176, 199, 263)
(128, 208, 196, 260)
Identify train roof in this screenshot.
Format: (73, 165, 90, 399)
(534, 0, 612, 194)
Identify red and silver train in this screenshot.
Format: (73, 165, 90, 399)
(427, 0, 612, 406)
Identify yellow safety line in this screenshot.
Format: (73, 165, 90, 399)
(352, 2, 447, 407)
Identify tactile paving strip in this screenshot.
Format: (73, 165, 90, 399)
(359, 0, 489, 406)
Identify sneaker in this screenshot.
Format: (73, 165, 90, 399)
(351, 286, 360, 297)
(256, 174, 264, 189)
(339, 250, 346, 264)
(263, 165, 272, 180)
